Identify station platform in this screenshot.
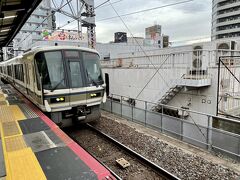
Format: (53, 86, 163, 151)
(0, 83, 114, 180)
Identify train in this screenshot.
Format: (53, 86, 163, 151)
(0, 46, 106, 127)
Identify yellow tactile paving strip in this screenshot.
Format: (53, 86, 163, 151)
(7, 148, 46, 180)
(0, 106, 15, 123)
(0, 101, 8, 105)
(0, 90, 47, 180)
(5, 136, 27, 152)
(9, 106, 26, 121)
(2, 122, 21, 137)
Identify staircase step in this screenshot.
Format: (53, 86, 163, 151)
(168, 92, 175, 96)
(154, 86, 182, 109)
(172, 89, 181, 93)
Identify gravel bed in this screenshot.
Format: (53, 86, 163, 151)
(88, 114, 240, 180)
(70, 128, 165, 180)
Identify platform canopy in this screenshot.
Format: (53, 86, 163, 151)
(0, 0, 42, 47)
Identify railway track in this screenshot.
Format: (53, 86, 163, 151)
(65, 124, 180, 180)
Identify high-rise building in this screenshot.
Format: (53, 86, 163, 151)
(212, 0, 240, 40)
(13, 0, 53, 51)
(144, 25, 169, 48)
(145, 25, 161, 40)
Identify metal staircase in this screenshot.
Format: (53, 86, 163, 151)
(153, 85, 183, 111)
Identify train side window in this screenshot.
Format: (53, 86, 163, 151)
(25, 63, 30, 85)
(14, 65, 17, 78)
(33, 61, 41, 91)
(19, 64, 24, 82)
(7, 66, 12, 76)
(14, 64, 24, 82)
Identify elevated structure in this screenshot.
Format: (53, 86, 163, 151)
(12, 0, 96, 53)
(51, 0, 96, 49)
(212, 0, 240, 40)
(100, 39, 240, 122)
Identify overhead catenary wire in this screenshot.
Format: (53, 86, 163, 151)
(95, 0, 125, 9)
(71, 0, 194, 30)
(107, 0, 208, 140)
(98, 0, 194, 22)
(57, 19, 76, 29)
(95, 0, 110, 9)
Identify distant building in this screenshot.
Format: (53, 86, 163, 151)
(13, 0, 53, 52)
(145, 25, 162, 39)
(212, 0, 240, 40)
(114, 32, 127, 43)
(145, 25, 161, 46)
(144, 25, 169, 48)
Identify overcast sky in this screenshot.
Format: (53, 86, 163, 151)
(55, 0, 212, 45)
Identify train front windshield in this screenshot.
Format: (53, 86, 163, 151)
(82, 52, 103, 85)
(35, 50, 103, 91)
(36, 51, 66, 90)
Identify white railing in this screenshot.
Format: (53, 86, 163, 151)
(100, 50, 240, 68)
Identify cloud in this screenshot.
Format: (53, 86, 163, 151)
(54, 0, 212, 45)
(94, 0, 212, 44)
(172, 0, 211, 14)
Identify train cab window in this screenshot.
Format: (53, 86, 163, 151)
(69, 61, 83, 88)
(35, 51, 66, 90)
(82, 52, 103, 85)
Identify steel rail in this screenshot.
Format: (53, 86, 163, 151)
(86, 123, 180, 180)
(66, 127, 122, 180)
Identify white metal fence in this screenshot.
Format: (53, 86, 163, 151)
(101, 95, 240, 161)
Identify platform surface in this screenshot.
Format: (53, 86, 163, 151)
(0, 83, 113, 180)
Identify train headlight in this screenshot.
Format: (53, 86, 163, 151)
(90, 93, 97, 97)
(50, 97, 65, 103)
(90, 93, 101, 98)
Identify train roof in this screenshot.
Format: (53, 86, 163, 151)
(23, 46, 99, 56)
(0, 46, 99, 64)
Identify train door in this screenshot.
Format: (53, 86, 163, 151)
(33, 60, 44, 105)
(24, 56, 35, 98)
(24, 63, 29, 93)
(65, 50, 87, 107)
